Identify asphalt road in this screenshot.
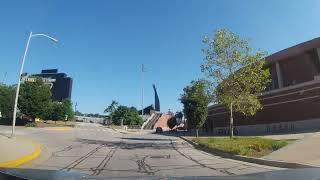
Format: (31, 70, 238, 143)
(0, 123, 281, 178)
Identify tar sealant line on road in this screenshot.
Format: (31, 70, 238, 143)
(91, 145, 118, 176)
(169, 139, 236, 175)
(58, 138, 123, 174)
(60, 144, 106, 171)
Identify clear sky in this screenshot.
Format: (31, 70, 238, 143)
(1, 0, 320, 114)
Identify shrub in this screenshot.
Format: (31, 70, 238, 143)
(25, 122, 37, 127)
(193, 137, 289, 157)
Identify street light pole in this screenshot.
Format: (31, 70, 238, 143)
(11, 31, 58, 138)
(141, 64, 145, 116)
(12, 31, 32, 138)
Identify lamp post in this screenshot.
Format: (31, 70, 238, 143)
(11, 31, 58, 137)
(141, 64, 147, 116)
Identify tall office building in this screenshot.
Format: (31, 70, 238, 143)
(33, 69, 73, 101)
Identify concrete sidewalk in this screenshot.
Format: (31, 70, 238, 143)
(0, 135, 41, 167)
(263, 132, 320, 167)
(110, 126, 152, 135)
(259, 131, 317, 140)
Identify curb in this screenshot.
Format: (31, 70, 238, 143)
(109, 126, 142, 135)
(0, 142, 42, 168)
(179, 136, 316, 169)
(110, 127, 128, 134)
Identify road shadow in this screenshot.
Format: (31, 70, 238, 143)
(76, 138, 188, 150)
(0, 118, 29, 126)
(0, 167, 85, 179)
(120, 137, 171, 141)
(152, 130, 195, 137)
(1, 166, 320, 179)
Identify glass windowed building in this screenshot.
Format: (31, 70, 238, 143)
(33, 69, 73, 101)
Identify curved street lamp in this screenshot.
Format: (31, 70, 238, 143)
(12, 31, 58, 137)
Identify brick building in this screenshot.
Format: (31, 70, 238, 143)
(207, 37, 320, 135)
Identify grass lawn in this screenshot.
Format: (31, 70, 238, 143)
(192, 137, 291, 157)
(33, 120, 75, 128)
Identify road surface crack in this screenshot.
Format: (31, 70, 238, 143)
(60, 144, 105, 171)
(136, 156, 155, 175)
(52, 144, 82, 157)
(170, 139, 235, 175)
(91, 146, 117, 175)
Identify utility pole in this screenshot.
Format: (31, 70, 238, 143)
(141, 64, 147, 116)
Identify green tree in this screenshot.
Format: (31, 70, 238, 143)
(0, 84, 15, 118)
(112, 105, 143, 126)
(104, 100, 119, 114)
(201, 28, 271, 137)
(175, 111, 183, 119)
(180, 80, 210, 137)
(18, 78, 52, 120)
(62, 99, 74, 120)
(104, 100, 119, 124)
(49, 101, 65, 121)
(174, 111, 183, 125)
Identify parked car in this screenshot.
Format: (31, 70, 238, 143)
(176, 126, 186, 131)
(155, 127, 163, 133)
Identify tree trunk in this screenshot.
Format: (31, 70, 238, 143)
(230, 102, 233, 138)
(196, 129, 199, 138)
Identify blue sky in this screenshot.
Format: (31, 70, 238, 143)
(0, 0, 320, 114)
